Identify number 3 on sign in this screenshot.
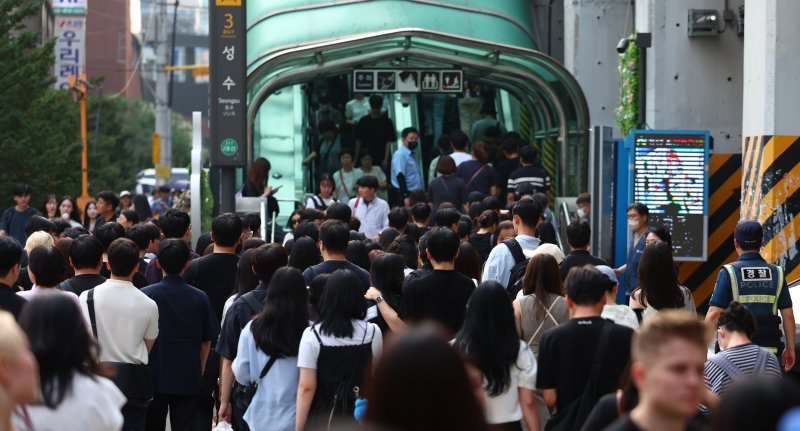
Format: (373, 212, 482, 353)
(224, 13, 233, 29)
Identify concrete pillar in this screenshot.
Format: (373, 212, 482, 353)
(741, 0, 800, 277)
(563, 0, 632, 136)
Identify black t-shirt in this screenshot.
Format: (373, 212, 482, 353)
(0, 283, 26, 319)
(303, 260, 370, 293)
(582, 392, 619, 431)
(456, 160, 498, 197)
(61, 274, 107, 296)
(561, 250, 609, 280)
(405, 224, 427, 243)
(537, 317, 633, 412)
(602, 415, 707, 431)
(100, 266, 148, 289)
(507, 164, 551, 196)
(402, 265, 433, 291)
(468, 233, 494, 266)
(355, 114, 396, 163)
(400, 269, 476, 335)
(184, 253, 240, 323)
(494, 156, 520, 195)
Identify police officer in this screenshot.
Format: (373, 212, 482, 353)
(705, 220, 795, 372)
(614, 202, 649, 299)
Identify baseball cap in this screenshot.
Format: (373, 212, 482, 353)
(734, 220, 763, 249)
(527, 243, 565, 265)
(120, 190, 131, 198)
(595, 265, 618, 285)
(355, 175, 379, 190)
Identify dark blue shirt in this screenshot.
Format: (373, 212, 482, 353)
(302, 260, 370, 292)
(709, 252, 792, 313)
(216, 284, 268, 360)
(142, 275, 219, 395)
(456, 160, 497, 197)
(0, 207, 38, 245)
(623, 234, 646, 294)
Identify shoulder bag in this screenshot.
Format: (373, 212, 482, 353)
(236, 355, 278, 411)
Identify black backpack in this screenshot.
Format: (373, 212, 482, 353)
(503, 239, 529, 298)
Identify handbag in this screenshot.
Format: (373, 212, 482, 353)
(86, 288, 154, 407)
(545, 320, 614, 431)
(236, 355, 278, 410)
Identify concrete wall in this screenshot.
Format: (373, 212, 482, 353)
(636, 0, 745, 153)
(532, 0, 565, 62)
(563, 0, 633, 138)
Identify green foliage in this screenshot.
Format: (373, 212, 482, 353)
(615, 35, 639, 137)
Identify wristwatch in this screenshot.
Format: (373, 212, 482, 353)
(375, 295, 384, 303)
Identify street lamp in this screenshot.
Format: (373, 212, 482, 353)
(68, 74, 93, 212)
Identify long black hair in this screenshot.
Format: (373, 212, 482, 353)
(289, 236, 322, 272)
(317, 269, 367, 338)
(345, 240, 371, 271)
(18, 294, 101, 408)
(369, 252, 405, 298)
(57, 196, 80, 223)
(250, 267, 308, 358)
(638, 241, 685, 309)
(236, 249, 260, 298)
(454, 281, 520, 396)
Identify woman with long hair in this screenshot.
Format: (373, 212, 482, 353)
(363, 252, 406, 333)
(132, 195, 153, 222)
(631, 242, 696, 319)
(83, 201, 99, 233)
(57, 196, 82, 228)
(296, 269, 383, 430)
(232, 267, 309, 431)
(242, 157, 280, 219)
(345, 240, 370, 272)
(0, 311, 39, 431)
(289, 237, 323, 273)
(41, 195, 58, 221)
(19, 294, 125, 430)
(454, 282, 540, 431)
(456, 141, 499, 198)
(513, 254, 568, 356)
(455, 242, 481, 283)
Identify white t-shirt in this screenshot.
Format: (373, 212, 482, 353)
(306, 195, 337, 210)
(601, 304, 640, 331)
(483, 341, 538, 424)
(642, 286, 697, 321)
(79, 279, 159, 364)
(359, 166, 388, 201)
(333, 168, 363, 201)
(27, 372, 126, 431)
(450, 151, 472, 167)
(297, 320, 382, 369)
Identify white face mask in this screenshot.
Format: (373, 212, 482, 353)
(576, 207, 586, 219)
(628, 219, 640, 231)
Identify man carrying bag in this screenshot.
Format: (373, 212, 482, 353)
(80, 238, 159, 431)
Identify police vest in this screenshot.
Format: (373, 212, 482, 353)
(723, 261, 785, 351)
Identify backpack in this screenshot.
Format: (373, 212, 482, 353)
(503, 239, 529, 298)
(310, 195, 336, 211)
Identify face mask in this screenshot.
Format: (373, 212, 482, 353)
(628, 219, 640, 231)
(407, 140, 419, 151)
(576, 207, 586, 219)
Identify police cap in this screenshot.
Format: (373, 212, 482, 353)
(734, 220, 763, 249)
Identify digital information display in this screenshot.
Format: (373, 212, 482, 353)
(631, 131, 709, 261)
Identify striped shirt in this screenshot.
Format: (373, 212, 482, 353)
(507, 165, 551, 195)
(704, 343, 782, 397)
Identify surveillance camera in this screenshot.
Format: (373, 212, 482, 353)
(616, 38, 631, 54)
(400, 93, 411, 108)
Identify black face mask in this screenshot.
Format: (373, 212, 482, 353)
(407, 140, 419, 151)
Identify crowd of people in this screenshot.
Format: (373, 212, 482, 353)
(0, 121, 798, 431)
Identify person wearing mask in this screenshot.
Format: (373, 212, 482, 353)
(595, 266, 639, 331)
(615, 202, 650, 297)
(141, 239, 219, 431)
(603, 311, 707, 431)
(232, 267, 308, 431)
(355, 95, 396, 172)
(391, 127, 423, 207)
(560, 220, 608, 280)
(295, 269, 383, 430)
(428, 156, 465, 214)
(0, 237, 26, 318)
(0, 311, 39, 431)
(58, 234, 106, 296)
(483, 198, 542, 288)
(0, 184, 39, 245)
(629, 242, 696, 320)
(575, 192, 591, 222)
(348, 176, 389, 240)
(705, 220, 795, 372)
(218, 244, 288, 430)
(78, 238, 159, 431)
(400, 227, 475, 336)
(19, 294, 126, 430)
(455, 282, 540, 430)
(332, 149, 363, 202)
(302, 220, 370, 291)
(457, 141, 499, 199)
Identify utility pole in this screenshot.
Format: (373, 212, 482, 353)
(154, 0, 172, 184)
(68, 74, 93, 211)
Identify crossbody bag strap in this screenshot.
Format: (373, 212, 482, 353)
(753, 347, 770, 372)
(464, 164, 488, 190)
(339, 170, 351, 200)
(708, 353, 742, 380)
(527, 296, 560, 346)
(582, 321, 614, 397)
(86, 288, 98, 338)
(258, 356, 279, 380)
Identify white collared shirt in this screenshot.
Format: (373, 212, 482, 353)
(348, 196, 390, 238)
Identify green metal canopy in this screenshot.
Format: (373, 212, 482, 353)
(246, 0, 590, 194)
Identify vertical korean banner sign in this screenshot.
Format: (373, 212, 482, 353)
(52, 0, 88, 89)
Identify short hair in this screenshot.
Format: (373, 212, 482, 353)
(62, 227, 89, 239)
(501, 137, 521, 154)
(576, 192, 591, 206)
(69, 235, 103, 270)
(299, 208, 325, 223)
(251, 244, 288, 284)
(520, 146, 537, 164)
(156, 238, 190, 276)
(24, 216, 55, 237)
(436, 155, 457, 175)
(402, 127, 419, 139)
(28, 245, 67, 287)
(11, 184, 31, 197)
(436, 135, 451, 151)
(93, 222, 125, 252)
(325, 202, 352, 223)
(433, 208, 461, 229)
(632, 310, 707, 363)
(159, 209, 190, 239)
(532, 192, 549, 211)
(564, 265, 609, 306)
(717, 301, 757, 339)
(369, 95, 383, 109)
(125, 224, 151, 251)
(457, 218, 472, 239)
(411, 203, 431, 223)
(293, 222, 320, 242)
(340, 147, 354, 159)
(388, 208, 408, 230)
(425, 227, 460, 263)
(24, 231, 54, 255)
(512, 198, 542, 228)
(107, 238, 140, 277)
(52, 219, 70, 236)
(143, 222, 162, 242)
(211, 213, 243, 247)
(449, 130, 469, 151)
(627, 202, 649, 218)
(566, 220, 591, 248)
(319, 220, 350, 254)
(96, 190, 119, 209)
(0, 237, 22, 277)
(471, 141, 489, 164)
(120, 209, 139, 225)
